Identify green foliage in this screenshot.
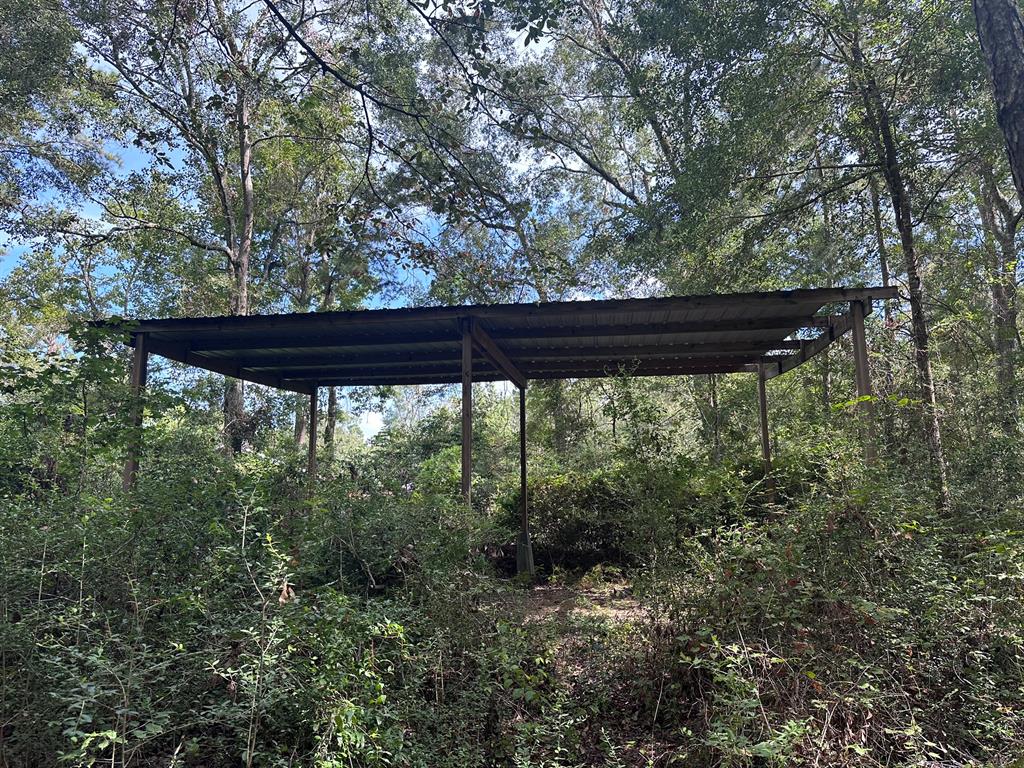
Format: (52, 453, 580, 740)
(4, 0, 1024, 763)
(2, 347, 1024, 766)
(638, 468, 1024, 765)
(514, 449, 833, 570)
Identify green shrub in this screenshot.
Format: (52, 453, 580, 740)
(507, 457, 787, 569)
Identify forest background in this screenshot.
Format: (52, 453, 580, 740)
(3, 0, 1024, 764)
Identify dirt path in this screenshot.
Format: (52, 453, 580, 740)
(482, 574, 643, 629)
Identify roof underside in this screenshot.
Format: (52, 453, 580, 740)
(114, 287, 896, 394)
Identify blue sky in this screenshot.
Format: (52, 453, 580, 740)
(0, 240, 26, 279)
(1, 140, 159, 278)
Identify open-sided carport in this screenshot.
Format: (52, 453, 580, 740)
(102, 285, 896, 574)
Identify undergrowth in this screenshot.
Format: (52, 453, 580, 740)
(1, 355, 1022, 766)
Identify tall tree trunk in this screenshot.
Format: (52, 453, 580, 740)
(820, 350, 831, 410)
(852, 35, 949, 504)
(324, 386, 338, 458)
(223, 382, 245, 453)
(549, 381, 569, 456)
(319, 262, 338, 458)
(223, 90, 255, 453)
(868, 176, 898, 451)
(222, 12, 256, 453)
(291, 259, 314, 448)
(976, 166, 1021, 432)
(235, 97, 254, 316)
(708, 374, 721, 463)
(974, 0, 1024, 205)
(294, 399, 308, 446)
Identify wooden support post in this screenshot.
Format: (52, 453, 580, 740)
(122, 332, 149, 492)
(516, 385, 535, 575)
(307, 385, 319, 486)
(461, 320, 473, 503)
(757, 362, 774, 499)
(757, 362, 770, 479)
(850, 300, 877, 461)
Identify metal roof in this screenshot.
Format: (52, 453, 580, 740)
(106, 287, 897, 394)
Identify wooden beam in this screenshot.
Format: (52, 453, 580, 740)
(235, 349, 463, 369)
(144, 338, 313, 394)
(296, 360, 764, 388)
(512, 341, 802, 360)
(299, 360, 767, 388)
(271, 358, 497, 377)
(186, 331, 461, 352)
(274, 358, 761, 381)
(461, 322, 473, 503)
(488, 318, 826, 342)
(517, 358, 763, 375)
(122, 332, 149, 491)
(763, 304, 874, 380)
(237, 341, 805, 377)
(470, 322, 527, 389)
(307, 386, 319, 486)
(850, 300, 877, 462)
(517, 386, 534, 575)
(294, 372, 512, 388)
(181, 316, 834, 353)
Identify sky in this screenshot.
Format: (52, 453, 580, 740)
(0, 240, 26, 279)
(1, 139, 161, 278)
(359, 411, 384, 438)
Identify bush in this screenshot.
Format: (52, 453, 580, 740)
(509, 456, 801, 570)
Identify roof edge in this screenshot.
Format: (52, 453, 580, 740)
(90, 286, 898, 333)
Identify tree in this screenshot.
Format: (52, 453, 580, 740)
(1, 0, 112, 235)
(974, 0, 1024, 205)
(975, 160, 1022, 431)
(64, 0, 383, 449)
(849, 19, 950, 500)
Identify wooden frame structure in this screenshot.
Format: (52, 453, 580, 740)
(106, 286, 895, 575)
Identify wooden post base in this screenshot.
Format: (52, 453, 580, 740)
(516, 530, 535, 576)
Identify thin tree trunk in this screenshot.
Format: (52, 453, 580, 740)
(324, 387, 337, 457)
(853, 34, 949, 504)
(977, 166, 1021, 432)
(294, 399, 308, 446)
(223, 89, 255, 453)
(974, 0, 1024, 205)
(235, 96, 254, 316)
(320, 258, 338, 458)
(708, 374, 721, 463)
(291, 259, 314, 448)
(868, 176, 898, 450)
(820, 350, 831, 410)
(224, 366, 245, 453)
(549, 381, 569, 456)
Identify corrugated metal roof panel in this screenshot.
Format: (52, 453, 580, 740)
(94, 287, 896, 390)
